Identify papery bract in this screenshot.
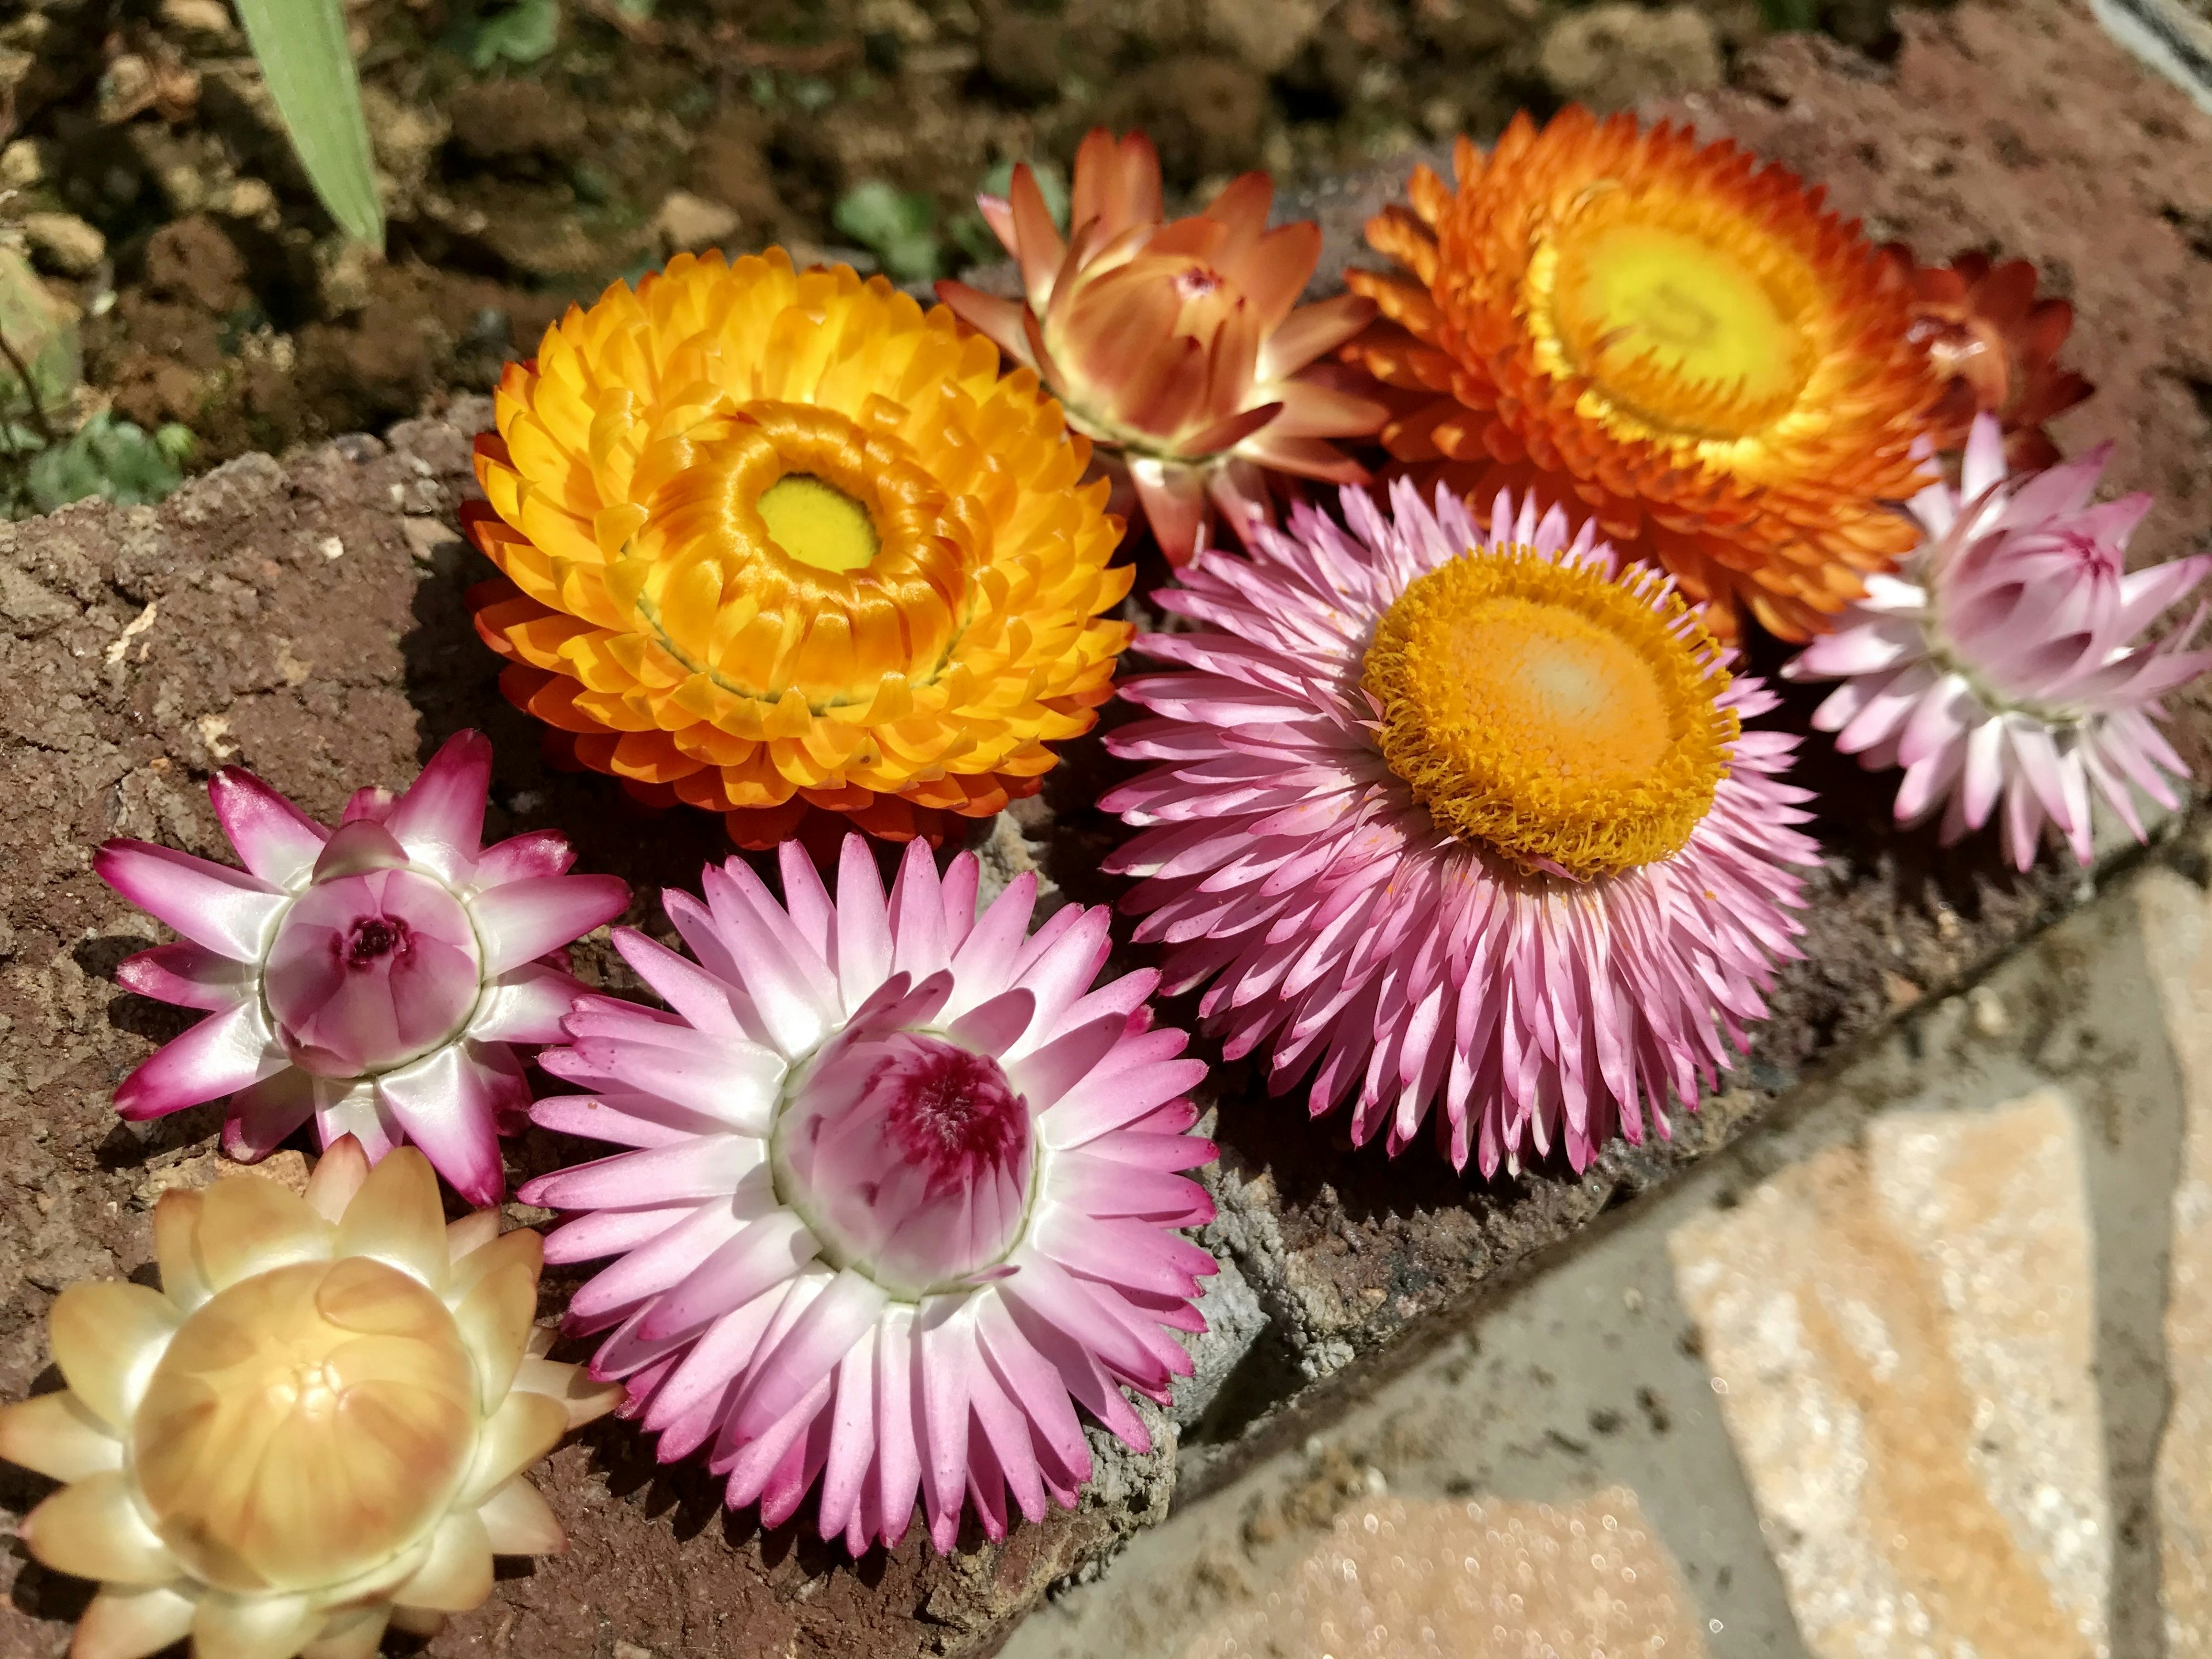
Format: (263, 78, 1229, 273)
(518, 836, 1219, 1554)
(939, 128, 1387, 564)
(1104, 482, 1816, 1176)
(1787, 414, 2212, 869)
(96, 730, 630, 1203)
(0, 1140, 620, 1659)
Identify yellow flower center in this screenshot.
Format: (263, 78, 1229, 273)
(757, 473, 883, 573)
(1361, 548, 1737, 879)
(131, 1258, 477, 1596)
(1529, 184, 1818, 442)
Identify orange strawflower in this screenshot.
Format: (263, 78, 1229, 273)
(1344, 108, 1953, 642)
(1894, 248, 2092, 473)
(464, 250, 1131, 848)
(938, 129, 1387, 565)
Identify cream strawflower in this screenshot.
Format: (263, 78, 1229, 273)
(0, 1141, 619, 1659)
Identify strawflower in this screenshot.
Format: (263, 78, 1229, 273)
(96, 731, 629, 1205)
(938, 128, 1387, 564)
(1786, 414, 2212, 869)
(1343, 108, 1949, 643)
(468, 249, 1131, 849)
(1104, 482, 1816, 1176)
(1895, 248, 2093, 473)
(518, 836, 1218, 1552)
(0, 1140, 620, 1659)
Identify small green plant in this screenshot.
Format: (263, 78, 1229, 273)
(834, 182, 945, 284)
(1756, 0, 1819, 29)
(231, 0, 384, 245)
(463, 0, 562, 70)
(3, 415, 195, 518)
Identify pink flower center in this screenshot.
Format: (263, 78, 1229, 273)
(772, 1031, 1035, 1299)
(264, 868, 483, 1078)
(1175, 264, 1224, 302)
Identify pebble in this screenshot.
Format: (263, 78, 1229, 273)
(21, 211, 107, 278)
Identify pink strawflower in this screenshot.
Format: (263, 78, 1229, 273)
(1103, 482, 1817, 1177)
(96, 730, 630, 1203)
(1786, 414, 2212, 870)
(518, 836, 1217, 1555)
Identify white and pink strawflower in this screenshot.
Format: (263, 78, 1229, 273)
(96, 731, 630, 1205)
(517, 836, 1218, 1554)
(1103, 482, 1817, 1177)
(1786, 413, 2212, 870)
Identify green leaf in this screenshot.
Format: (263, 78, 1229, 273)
(1756, 0, 1819, 29)
(465, 0, 562, 69)
(833, 181, 945, 284)
(232, 0, 385, 247)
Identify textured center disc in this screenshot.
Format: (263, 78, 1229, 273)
(1543, 200, 1815, 440)
(1362, 548, 1736, 879)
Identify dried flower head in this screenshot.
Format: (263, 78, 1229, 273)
(518, 836, 1218, 1552)
(1896, 248, 2093, 473)
(468, 249, 1132, 848)
(938, 128, 1387, 563)
(1344, 109, 1948, 642)
(1787, 415, 2212, 869)
(96, 732, 630, 1205)
(0, 1142, 620, 1659)
(1105, 483, 1816, 1175)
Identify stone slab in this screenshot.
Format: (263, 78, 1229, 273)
(1668, 1093, 2108, 1659)
(2134, 866, 2212, 1656)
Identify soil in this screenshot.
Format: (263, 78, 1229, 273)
(0, 0, 1895, 473)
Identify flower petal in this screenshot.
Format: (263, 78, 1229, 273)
(73, 1587, 197, 1659)
(374, 1043, 508, 1207)
(50, 1282, 181, 1429)
(393, 1509, 496, 1613)
(208, 767, 331, 888)
(113, 1001, 285, 1122)
(94, 839, 285, 961)
(335, 1145, 451, 1291)
(477, 1475, 565, 1555)
(385, 728, 493, 883)
(471, 875, 631, 978)
(22, 1470, 177, 1584)
(0, 1390, 123, 1484)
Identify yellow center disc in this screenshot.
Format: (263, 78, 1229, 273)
(759, 472, 883, 573)
(1536, 188, 1817, 441)
(1362, 547, 1737, 879)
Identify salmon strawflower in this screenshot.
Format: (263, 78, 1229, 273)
(0, 1141, 619, 1659)
(467, 249, 1132, 849)
(518, 837, 1218, 1554)
(1343, 108, 1951, 643)
(1104, 482, 1816, 1176)
(937, 128, 1387, 565)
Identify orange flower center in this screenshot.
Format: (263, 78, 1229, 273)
(1528, 184, 1819, 442)
(131, 1257, 476, 1594)
(603, 401, 984, 713)
(1362, 547, 1736, 878)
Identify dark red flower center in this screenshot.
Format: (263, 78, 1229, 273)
(344, 916, 408, 968)
(880, 1041, 1027, 1191)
